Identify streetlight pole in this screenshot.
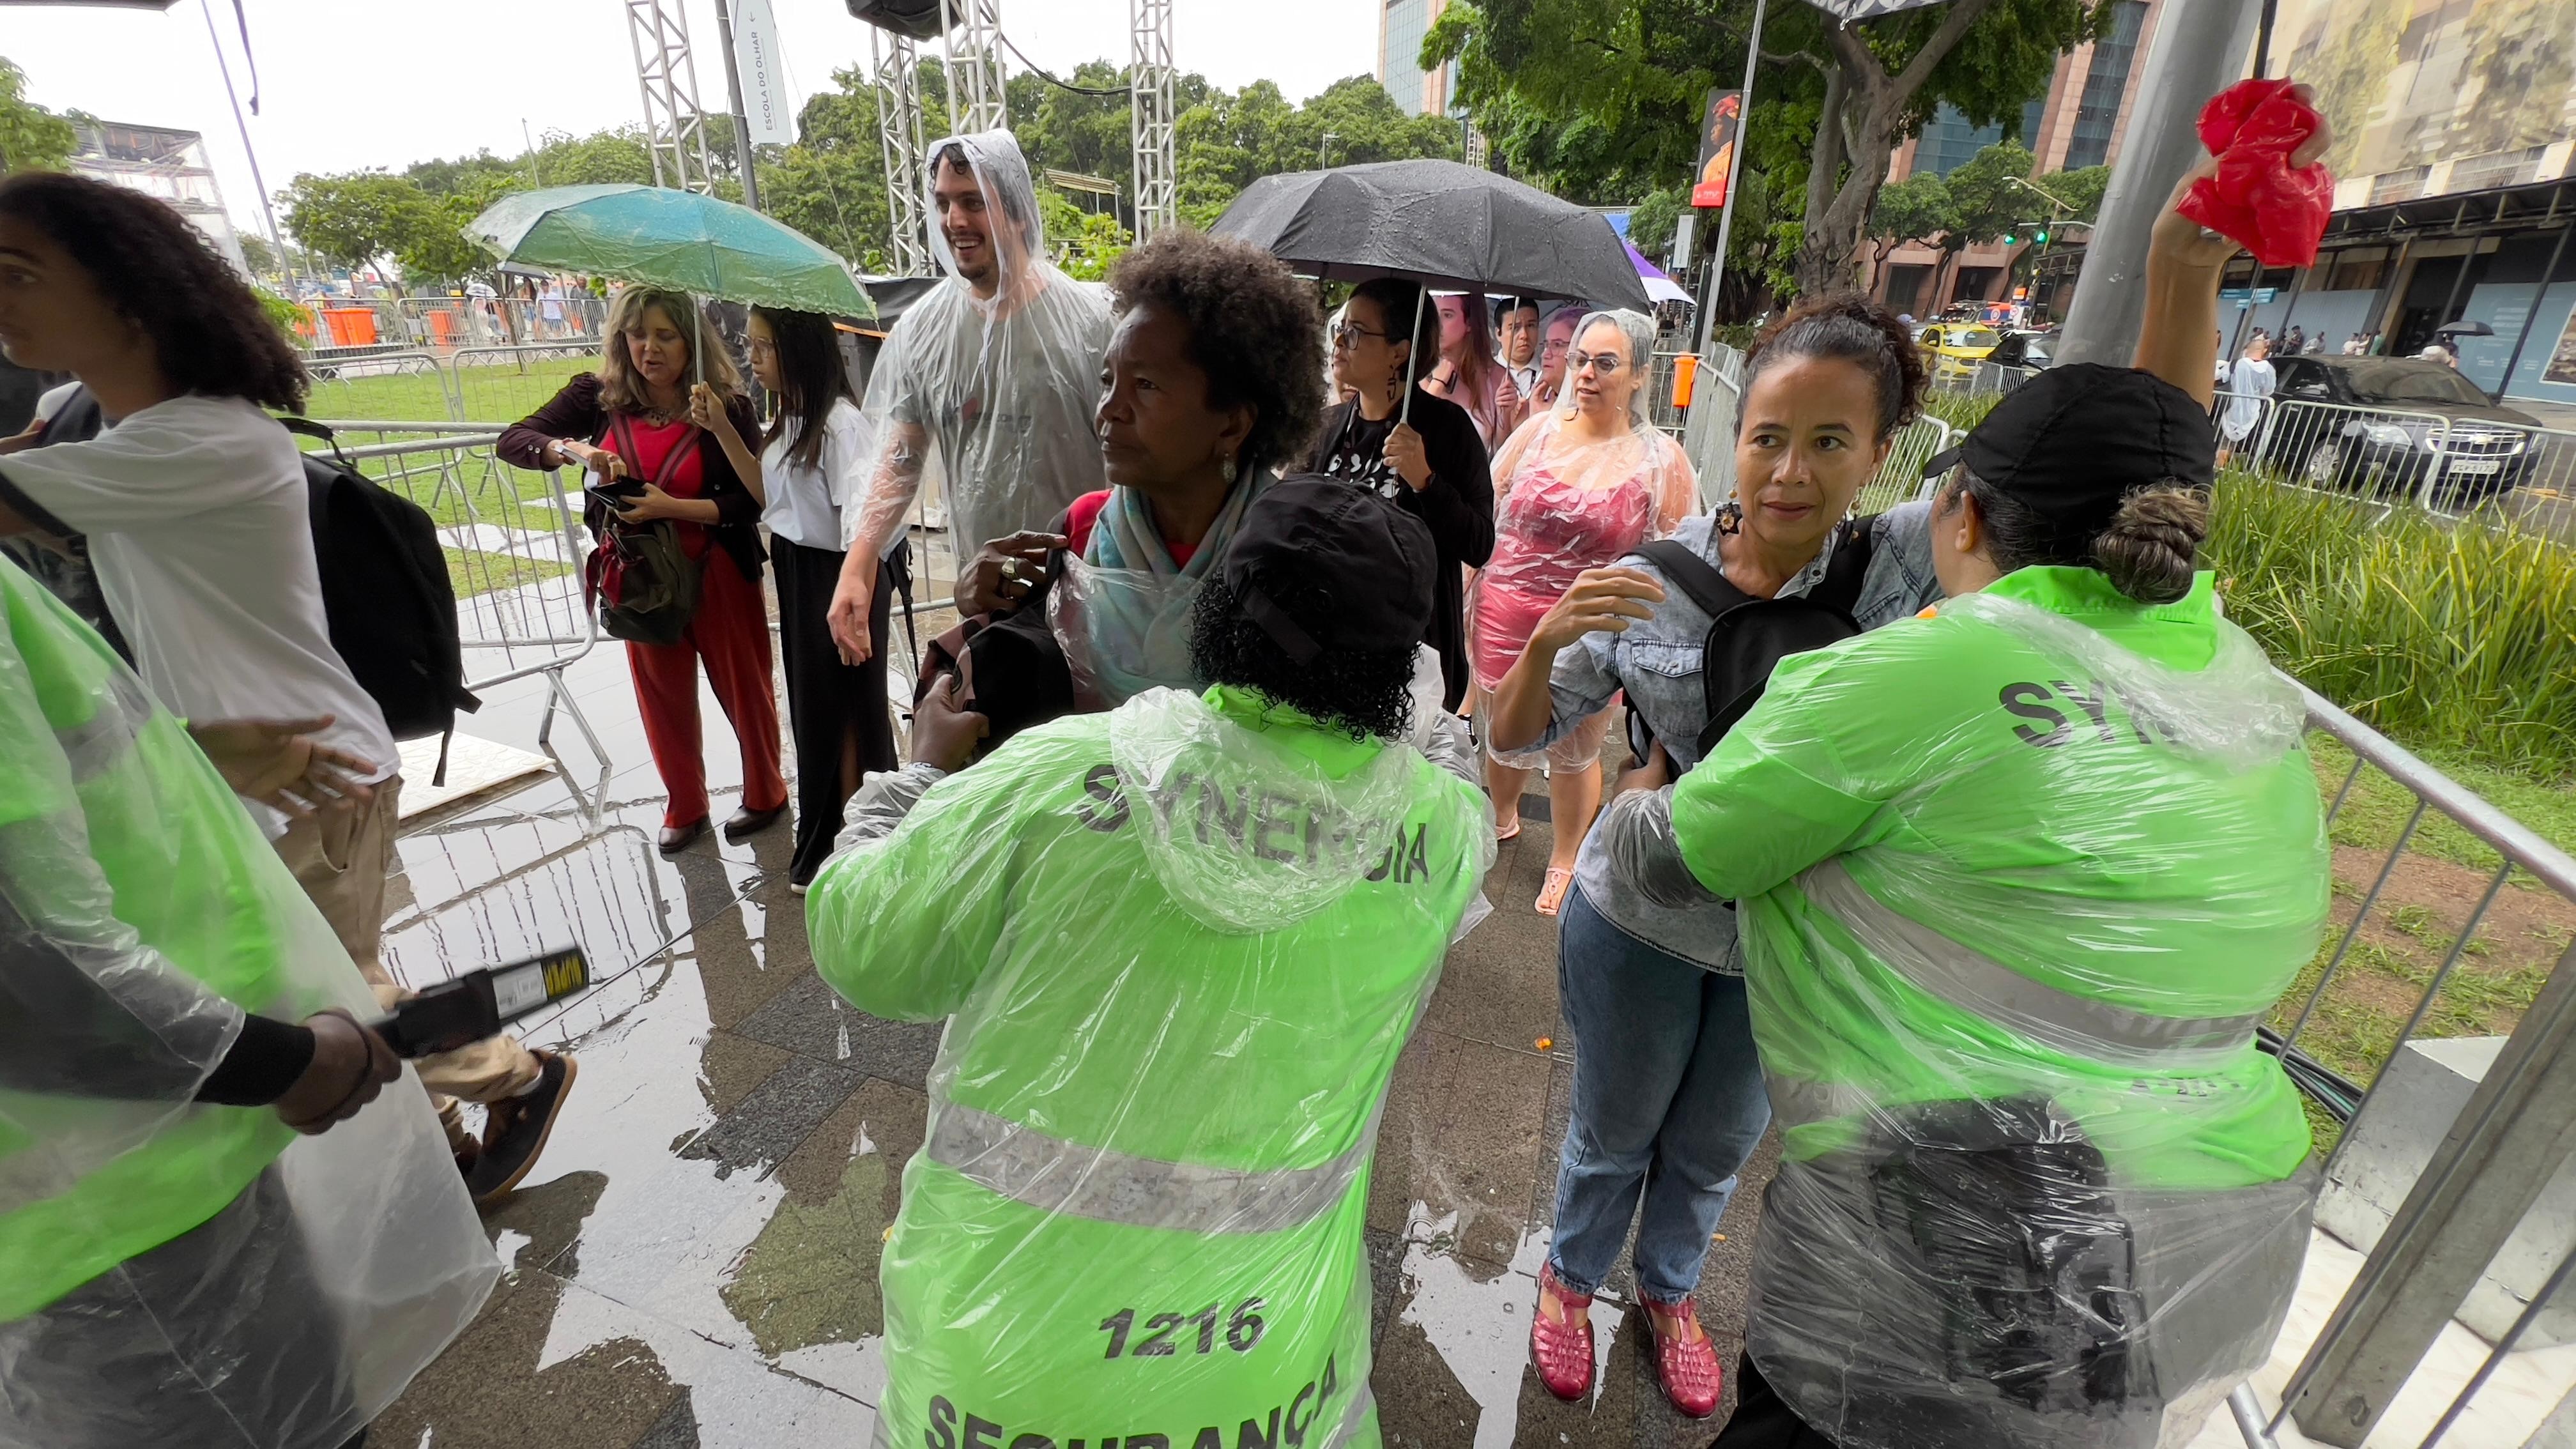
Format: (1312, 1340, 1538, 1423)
(1319, 132, 1338, 169)
(2052, 0, 2262, 367)
(1696, 0, 1770, 355)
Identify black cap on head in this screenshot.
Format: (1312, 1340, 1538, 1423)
(1223, 477, 1435, 663)
(1926, 363, 2214, 554)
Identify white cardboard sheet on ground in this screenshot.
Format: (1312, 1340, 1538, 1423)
(396, 734, 556, 820)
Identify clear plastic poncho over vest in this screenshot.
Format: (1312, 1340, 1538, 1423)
(0, 560, 496, 1449)
(1614, 565, 2329, 1449)
(807, 686, 1494, 1443)
(843, 130, 1113, 562)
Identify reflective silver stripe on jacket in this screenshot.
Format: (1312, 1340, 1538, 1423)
(1799, 858, 2269, 1066)
(924, 1101, 1374, 1236)
(54, 671, 153, 783)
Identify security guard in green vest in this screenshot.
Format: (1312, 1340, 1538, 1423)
(810, 481, 1493, 1445)
(0, 556, 496, 1449)
(1605, 366, 2331, 1449)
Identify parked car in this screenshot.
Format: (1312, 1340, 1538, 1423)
(1984, 330, 2055, 372)
(2253, 355, 2549, 505)
(1915, 323, 2000, 383)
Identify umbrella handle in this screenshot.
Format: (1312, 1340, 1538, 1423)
(1400, 285, 1429, 427)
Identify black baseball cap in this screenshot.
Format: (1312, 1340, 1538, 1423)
(1224, 477, 1436, 663)
(1924, 364, 2214, 555)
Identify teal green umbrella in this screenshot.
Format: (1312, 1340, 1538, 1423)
(465, 184, 873, 319)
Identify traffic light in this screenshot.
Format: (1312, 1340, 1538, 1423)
(2002, 230, 2016, 245)
(2035, 227, 2051, 244)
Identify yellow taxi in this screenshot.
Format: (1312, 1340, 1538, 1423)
(1915, 323, 2001, 383)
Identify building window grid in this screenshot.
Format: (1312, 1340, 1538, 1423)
(2064, 0, 2149, 171)
(1381, 0, 1431, 116)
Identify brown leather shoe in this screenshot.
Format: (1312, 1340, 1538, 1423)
(722, 802, 786, 843)
(658, 818, 707, 854)
(467, 1052, 578, 1205)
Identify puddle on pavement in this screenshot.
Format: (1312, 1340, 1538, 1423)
(1395, 1206, 1624, 1443)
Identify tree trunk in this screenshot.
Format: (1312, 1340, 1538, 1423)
(1791, 0, 2005, 296)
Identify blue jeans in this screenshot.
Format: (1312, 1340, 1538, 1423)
(1547, 881, 1772, 1302)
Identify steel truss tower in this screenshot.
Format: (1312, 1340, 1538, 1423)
(939, 0, 1009, 134)
(624, 0, 719, 194)
(1128, 0, 1177, 238)
(875, 29, 935, 275)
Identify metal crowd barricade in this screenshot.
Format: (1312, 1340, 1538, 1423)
(305, 425, 613, 817)
(1680, 341, 1747, 506)
(2227, 682, 2576, 1449)
(301, 349, 458, 424)
(447, 343, 599, 426)
(1851, 413, 1961, 516)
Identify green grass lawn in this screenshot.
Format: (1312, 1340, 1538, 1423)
(302, 355, 590, 426)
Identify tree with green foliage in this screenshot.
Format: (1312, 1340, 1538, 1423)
(281, 171, 422, 272)
(1867, 168, 1956, 268)
(0, 57, 77, 174)
(1427, 0, 2112, 302)
(239, 233, 279, 279)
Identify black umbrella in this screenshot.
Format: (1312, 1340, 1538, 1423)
(1215, 159, 1648, 424)
(2435, 319, 2495, 338)
(1215, 159, 1651, 311)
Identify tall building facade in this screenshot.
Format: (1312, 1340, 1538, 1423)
(1377, 0, 1457, 116)
(70, 121, 250, 276)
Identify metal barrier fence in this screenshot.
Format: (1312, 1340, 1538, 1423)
(2230, 682, 2576, 1448)
(447, 343, 607, 425)
(2210, 388, 2576, 523)
(307, 425, 612, 816)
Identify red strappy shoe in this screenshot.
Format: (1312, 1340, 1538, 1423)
(1640, 1292, 1722, 1418)
(1528, 1261, 1595, 1402)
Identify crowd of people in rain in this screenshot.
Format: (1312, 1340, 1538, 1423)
(0, 103, 2340, 1449)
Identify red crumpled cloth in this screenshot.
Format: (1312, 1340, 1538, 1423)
(2179, 78, 2335, 268)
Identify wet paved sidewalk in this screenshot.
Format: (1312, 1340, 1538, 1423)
(373, 638, 1774, 1449)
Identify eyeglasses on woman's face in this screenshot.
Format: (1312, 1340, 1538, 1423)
(1569, 349, 1627, 376)
(1330, 320, 1391, 349)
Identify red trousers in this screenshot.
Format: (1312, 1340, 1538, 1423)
(627, 549, 788, 829)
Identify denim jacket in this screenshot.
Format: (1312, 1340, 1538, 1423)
(1538, 502, 1940, 970)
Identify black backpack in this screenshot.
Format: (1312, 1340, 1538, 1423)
(1629, 514, 1880, 768)
(280, 417, 480, 779)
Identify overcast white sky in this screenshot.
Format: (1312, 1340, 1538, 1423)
(6, 0, 1386, 240)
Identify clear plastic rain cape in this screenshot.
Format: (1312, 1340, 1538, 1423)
(843, 130, 1112, 561)
(1606, 569, 2329, 1449)
(806, 685, 1493, 1439)
(1471, 310, 1696, 696)
(0, 562, 495, 1449)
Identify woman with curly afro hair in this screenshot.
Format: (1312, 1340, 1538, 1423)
(912, 227, 1335, 767)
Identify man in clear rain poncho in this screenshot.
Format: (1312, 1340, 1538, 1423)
(808, 481, 1494, 1441)
(825, 129, 1113, 666)
(0, 557, 497, 1448)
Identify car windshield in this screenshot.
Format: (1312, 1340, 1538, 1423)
(1955, 328, 2000, 349)
(2023, 339, 2051, 364)
(2343, 361, 2490, 406)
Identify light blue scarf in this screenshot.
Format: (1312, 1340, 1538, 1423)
(1052, 474, 1265, 707)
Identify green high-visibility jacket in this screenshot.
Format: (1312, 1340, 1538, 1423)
(1667, 565, 2331, 1449)
(0, 559, 303, 1320)
(809, 685, 1489, 1448)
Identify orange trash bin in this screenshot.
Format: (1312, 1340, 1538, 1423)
(1671, 353, 1699, 410)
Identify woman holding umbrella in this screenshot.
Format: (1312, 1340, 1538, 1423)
(1306, 277, 1496, 713)
(501, 286, 788, 854)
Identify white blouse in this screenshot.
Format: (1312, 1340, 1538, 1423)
(760, 395, 867, 551)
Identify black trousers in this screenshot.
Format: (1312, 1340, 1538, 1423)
(771, 535, 901, 884)
(1710, 1353, 1841, 1449)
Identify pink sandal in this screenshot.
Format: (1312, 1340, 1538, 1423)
(1536, 866, 1574, 916)
(1528, 1261, 1595, 1402)
(1640, 1292, 1723, 1419)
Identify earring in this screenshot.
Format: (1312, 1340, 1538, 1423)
(1221, 456, 1238, 484)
